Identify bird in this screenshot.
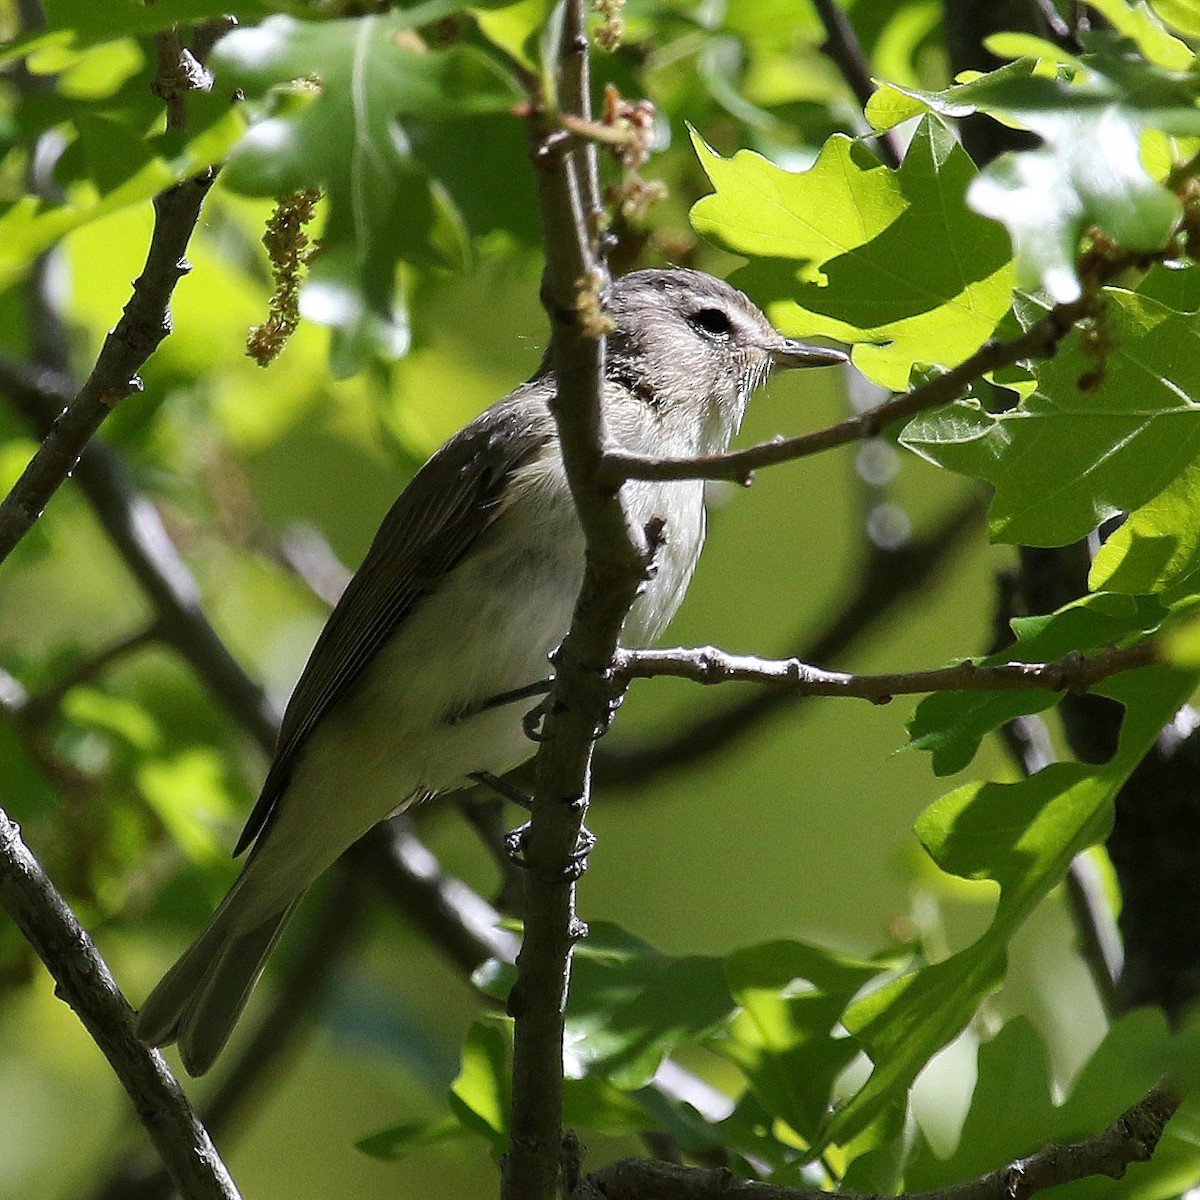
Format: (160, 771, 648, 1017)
(135, 267, 846, 1075)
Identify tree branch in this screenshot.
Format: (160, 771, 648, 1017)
(0, 169, 216, 567)
(0, 356, 280, 747)
(597, 496, 983, 787)
(505, 4, 652, 1196)
(0, 353, 529, 1187)
(812, 0, 904, 168)
(580, 1085, 1180, 1200)
(89, 870, 368, 1200)
(597, 262, 1137, 486)
(613, 641, 1155, 702)
(0, 806, 241, 1200)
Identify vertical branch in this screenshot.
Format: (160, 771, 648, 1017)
(558, 0, 603, 240)
(505, 3, 651, 1198)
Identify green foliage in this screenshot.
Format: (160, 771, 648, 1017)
(832, 665, 1198, 1149)
(0, 34, 242, 288)
(211, 9, 521, 375)
(902, 285, 1200, 547)
(5, 0, 1200, 1197)
(692, 116, 1015, 389)
(908, 592, 1174, 776)
(867, 32, 1200, 302)
(904, 1010, 1176, 1191)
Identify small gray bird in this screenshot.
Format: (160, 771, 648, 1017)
(136, 268, 845, 1075)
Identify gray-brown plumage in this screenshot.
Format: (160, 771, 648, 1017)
(135, 269, 844, 1076)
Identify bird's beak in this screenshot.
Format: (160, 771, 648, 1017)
(769, 338, 848, 369)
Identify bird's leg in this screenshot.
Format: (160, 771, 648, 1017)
(448, 678, 552, 725)
(470, 770, 532, 810)
(470, 772, 595, 878)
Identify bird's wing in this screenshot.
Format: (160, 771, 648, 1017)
(234, 384, 555, 855)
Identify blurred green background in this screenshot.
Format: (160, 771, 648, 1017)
(0, 189, 1105, 1198)
(0, 2, 1119, 1195)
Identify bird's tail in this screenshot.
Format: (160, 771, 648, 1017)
(136, 872, 300, 1077)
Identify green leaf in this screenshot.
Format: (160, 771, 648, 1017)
(0, 65, 244, 290)
(1085, 0, 1194, 69)
(906, 1017, 1054, 1188)
(718, 940, 885, 1143)
(137, 749, 238, 867)
(690, 126, 906, 269)
(356, 1116, 467, 1161)
(448, 1015, 511, 1148)
(210, 11, 521, 375)
(566, 923, 734, 1089)
(908, 592, 1171, 775)
(824, 664, 1199, 1149)
(0, 0, 273, 66)
(868, 37, 1200, 302)
(1152, 0, 1200, 37)
(1090, 454, 1200, 593)
(62, 685, 160, 750)
(902, 288, 1200, 548)
(691, 118, 1015, 390)
(904, 1010, 1172, 1190)
(473, 0, 553, 71)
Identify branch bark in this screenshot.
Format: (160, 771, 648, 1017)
(580, 1085, 1179, 1200)
(0, 169, 216, 567)
(504, 4, 652, 1197)
(614, 641, 1155, 702)
(0, 806, 241, 1200)
(812, 0, 904, 168)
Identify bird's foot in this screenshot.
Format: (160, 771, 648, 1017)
(505, 821, 596, 880)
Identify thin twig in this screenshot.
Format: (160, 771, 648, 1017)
(596, 268, 1131, 486)
(597, 496, 983, 786)
(20, 623, 160, 726)
(0, 806, 241, 1200)
(0, 365, 532, 1179)
(812, 0, 904, 168)
(613, 641, 1155, 702)
(581, 1084, 1180, 1200)
(0, 356, 280, 747)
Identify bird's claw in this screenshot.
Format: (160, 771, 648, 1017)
(505, 821, 596, 880)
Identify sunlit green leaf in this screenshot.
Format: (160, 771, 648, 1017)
(448, 1015, 511, 1147)
(1091, 455, 1200, 593)
(1152, 0, 1200, 36)
(902, 288, 1200, 547)
(868, 37, 1200, 301)
(692, 118, 1015, 389)
(137, 749, 238, 866)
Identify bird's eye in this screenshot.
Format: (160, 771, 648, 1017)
(688, 307, 734, 338)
